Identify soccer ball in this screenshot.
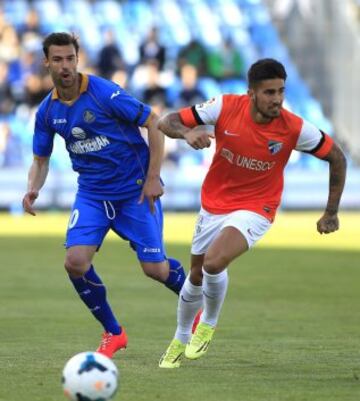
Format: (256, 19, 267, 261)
(62, 352, 119, 401)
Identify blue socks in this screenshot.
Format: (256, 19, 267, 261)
(164, 258, 186, 295)
(69, 265, 121, 335)
(69, 260, 185, 334)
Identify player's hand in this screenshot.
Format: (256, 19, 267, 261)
(316, 212, 339, 234)
(184, 128, 214, 150)
(138, 176, 164, 214)
(22, 190, 39, 216)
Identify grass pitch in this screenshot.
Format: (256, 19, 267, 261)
(0, 212, 359, 401)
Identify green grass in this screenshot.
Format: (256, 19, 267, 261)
(0, 235, 359, 401)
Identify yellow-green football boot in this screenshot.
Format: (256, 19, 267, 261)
(185, 322, 215, 360)
(159, 339, 186, 368)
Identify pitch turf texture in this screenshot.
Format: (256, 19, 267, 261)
(0, 212, 359, 401)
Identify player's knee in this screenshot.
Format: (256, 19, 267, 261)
(141, 261, 168, 282)
(203, 253, 228, 274)
(64, 254, 90, 277)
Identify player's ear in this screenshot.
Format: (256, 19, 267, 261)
(248, 88, 255, 100)
(43, 57, 49, 68)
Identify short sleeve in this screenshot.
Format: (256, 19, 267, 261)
(296, 119, 334, 158)
(295, 119, 322, 151)
(33, 109, 55, 157)
(179, 96, 223, 127)
(103, 86, 151, 126)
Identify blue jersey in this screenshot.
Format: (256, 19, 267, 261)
(33, 74, 151, 200)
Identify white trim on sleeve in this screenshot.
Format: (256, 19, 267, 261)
(194, 96, 223, 125)
(295, 119, 322, 152)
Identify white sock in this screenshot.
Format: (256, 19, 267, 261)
(201, 268, 228, 328)
(174, 275, 203, 344)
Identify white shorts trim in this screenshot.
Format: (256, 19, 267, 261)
(191, 208, 272, 255)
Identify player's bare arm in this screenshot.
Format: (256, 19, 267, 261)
(139, 110, 164, 212)
(158, 112, 190, 139)
(316, 142, 347, 234)
(22, 156, 50, 216)
(158, 112, 213, 150)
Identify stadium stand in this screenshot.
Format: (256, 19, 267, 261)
(0, 0, 358, 211)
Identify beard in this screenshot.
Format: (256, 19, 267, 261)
(254, 98, 281, 120)
(52, 71, 76, 88)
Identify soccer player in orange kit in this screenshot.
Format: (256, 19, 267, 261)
(158, 58, 347, 368)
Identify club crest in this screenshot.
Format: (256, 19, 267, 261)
(83, 110, 96, 123)
(268, 140, 283, 155)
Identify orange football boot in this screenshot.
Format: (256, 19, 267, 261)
(96, 329, 128, 358)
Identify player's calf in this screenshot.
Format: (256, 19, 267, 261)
(164, 258, 186, 294)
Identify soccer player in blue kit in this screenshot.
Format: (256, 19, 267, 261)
(22, 32, 186, 358)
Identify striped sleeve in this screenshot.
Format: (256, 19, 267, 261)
(296, 119, 334, 158)
(179, 96, 223, 127)
(309, 131, 334, 158)
(179, 106, 204, 127)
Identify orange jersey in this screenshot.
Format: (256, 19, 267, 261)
(180, 95, 333, 221)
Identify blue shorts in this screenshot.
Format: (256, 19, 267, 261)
(65, 194, 166, 263)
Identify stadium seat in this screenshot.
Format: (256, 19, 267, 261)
(2, 0, 29, 28)
(158, 0, 191, 47)
(32, 0, 63, 31)
(92, 0, 123, 26)
(220, 79, 247, 95)
(198, 77, 222, 98)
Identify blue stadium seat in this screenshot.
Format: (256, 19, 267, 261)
(92, 0, 123, 26)
(186, 0, 222, 46)
(198, 77, 222, 98)
(122, 1, 153, 38)
(158, 0, 191, 47)
(166, 78, 182, 106)
(214, 0, 246, 28)
(33, 0, 62, 29)
(220, 79, 247, 95)
(2, 0, 29, 28)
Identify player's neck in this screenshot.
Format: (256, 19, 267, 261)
(56, 73, 81, 102)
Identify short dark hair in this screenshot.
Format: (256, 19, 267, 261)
(248, 58, 287, 87)
(42, 32, 79, 58)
